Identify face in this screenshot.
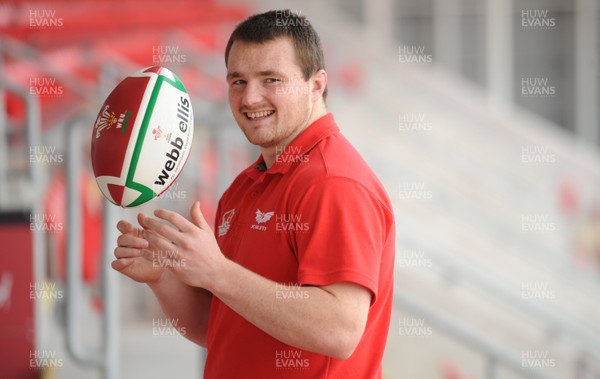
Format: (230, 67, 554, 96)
(226, 37, 322, 149)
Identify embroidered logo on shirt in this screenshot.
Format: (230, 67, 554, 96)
(255, 209, 275, 224)
(251, 209, 274, 231)
(218, 209, 235, 237)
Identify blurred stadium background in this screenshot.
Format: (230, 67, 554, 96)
(0, 0, 599, 378)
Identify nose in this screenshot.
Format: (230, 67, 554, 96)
(241, 81, 264, 107)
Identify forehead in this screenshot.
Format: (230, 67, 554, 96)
(227, 37, 301, 75)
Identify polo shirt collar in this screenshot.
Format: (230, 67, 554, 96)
(244, 113, 339, 180)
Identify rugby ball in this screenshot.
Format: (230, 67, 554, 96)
(91, 66, 193, 207)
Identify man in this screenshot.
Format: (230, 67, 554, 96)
(113, 10, 395, 378)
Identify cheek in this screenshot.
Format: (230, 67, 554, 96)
(228, 93, 244, 116)
(227, 89, 237, 105)
(288, 90, 311, 112)
(275, 85, 307, 106)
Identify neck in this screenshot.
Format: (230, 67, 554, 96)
(261, 102, 327, 169)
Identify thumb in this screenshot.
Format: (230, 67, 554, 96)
(191, 201, 210, 229)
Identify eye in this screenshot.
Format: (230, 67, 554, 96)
(231, 79, 246, 86)
(265, 78, 280, 84)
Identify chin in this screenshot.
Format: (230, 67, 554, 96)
(242, 131, 273, 147)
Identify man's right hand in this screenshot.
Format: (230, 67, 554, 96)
(112, 214, 164, 284)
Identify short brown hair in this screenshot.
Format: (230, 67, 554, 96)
(225, 10, 328, 99)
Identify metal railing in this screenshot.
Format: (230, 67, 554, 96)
(0, 62, 47, 355)
(0, 31, 123, 377)
(394, 288, 562, 379)
(65, 112, 120, 379)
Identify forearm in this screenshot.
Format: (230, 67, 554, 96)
(134, 205, 368, 356)
(209, 259, 362, 359)
(149, 270, 212, 347)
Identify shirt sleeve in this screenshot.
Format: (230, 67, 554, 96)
(292, 176, 391, 305)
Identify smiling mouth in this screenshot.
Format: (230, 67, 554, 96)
(245, 110, 275, 120)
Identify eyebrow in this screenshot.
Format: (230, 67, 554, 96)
(257, 70, 286, 77)
(226, 70, 287, 80)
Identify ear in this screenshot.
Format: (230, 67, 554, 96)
(311, 69, 328, 103)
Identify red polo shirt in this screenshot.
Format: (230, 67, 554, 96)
(205, 113, 395, 378)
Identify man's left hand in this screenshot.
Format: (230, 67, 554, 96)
(138, 201, 226, 289)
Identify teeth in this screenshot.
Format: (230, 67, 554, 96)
(246, 110, 274, 119)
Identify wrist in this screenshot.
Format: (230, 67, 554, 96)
(147, 268, 169, 290)
(206, 256, 234, 296)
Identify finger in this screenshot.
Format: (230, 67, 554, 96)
(190, 201, 210, 230)
(138, 213, 150, 230)
(111, 258, 133, 271)
(114, 246, 145, 259)
(139, 246, 179, 266)
(117, 220, 137, 234)
(138, 213, 162, 233)
(141, 215, 181, 242)
(137, 214, 172, 249)
(153, 208, 194, 233)
(117, 233, 148, 249)
(142, 229, 177, 253)
(140, 248, 153, 262)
